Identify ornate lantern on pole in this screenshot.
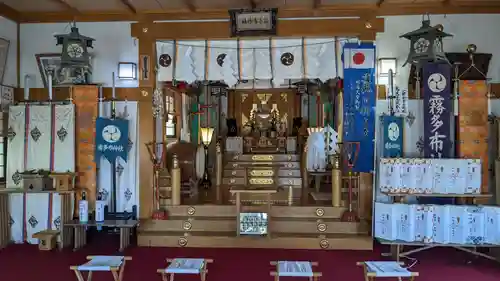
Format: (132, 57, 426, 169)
(208, 81, 229, 137)
(400, 16, 453, 67)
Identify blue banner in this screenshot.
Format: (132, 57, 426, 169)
(342, 42, 376, 172)
(381, 115, 404, 158)
(95, 117, 129, 163)
(423, 63, 452, 158)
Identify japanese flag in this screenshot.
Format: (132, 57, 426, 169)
(344, 48, 375, 69)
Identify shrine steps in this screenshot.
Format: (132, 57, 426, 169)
(138, 205, 373, 250)
(137, 232, 373, 250)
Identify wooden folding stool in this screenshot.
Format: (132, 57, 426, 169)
(270, 261, 322, 281)
(357, 261, 419, 281)
(70, 255, 132, 281)
(157, 258, 213, 281)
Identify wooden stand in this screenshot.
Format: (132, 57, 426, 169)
(357, 261, 418, 281)
(65, 219, 138, 252)
(230, 187, 276, 238)
(49, 172, 76, 191)
(157, 258, 213, 281)
(32, 229, 59, 251)
(70, 256, 132, 281)
(270, 261, 321, 281)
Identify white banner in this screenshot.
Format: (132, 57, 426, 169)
(26, 105, 51, 171)
(239, 39, 272, 80)
(98, 102, 139, 214)
(156, 41, 175, 82)
(207, 40, 238, 86)
(272, 39, 304, 85)
(7, 105, 26, 188)
(304, 38, 337, 81)
(175, 40, 206, 83)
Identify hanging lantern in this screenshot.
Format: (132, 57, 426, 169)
(208, 81, 229, 97)
(54, 23, 94, 68)
(293, 79, 321, 96)
(400, 18, 452, 67)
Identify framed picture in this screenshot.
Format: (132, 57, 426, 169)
(0, 37, 10, 85)
(35, 53, 93, 87)
(229, 8, 277, 37)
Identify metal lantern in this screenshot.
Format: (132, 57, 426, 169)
(400, 19, 452, 67)
(54, 23, 94, 68)
(208, 81, 229, 97)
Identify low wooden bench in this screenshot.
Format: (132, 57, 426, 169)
(157, 258, 213, 281)
(70, 256, 132, 281)
(357, 261, 418, 281)
(270, 261, 322, 281)
(32, 229, 59, 251)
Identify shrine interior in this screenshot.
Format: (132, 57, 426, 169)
(1, 1, 500, 280)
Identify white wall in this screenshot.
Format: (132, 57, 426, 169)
(0, 16, 18, 87)
(378, 14, 500, 89)
(19, 22, 138, 88)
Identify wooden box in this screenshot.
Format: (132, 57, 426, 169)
(23, 175, 54, 191)
(49, 172, 75, 191)
(32, 230, 59, 251)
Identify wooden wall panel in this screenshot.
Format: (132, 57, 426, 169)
(458, 81, 489, 194)
(138, 90, 155, 219)
(72, 86, 98, 211)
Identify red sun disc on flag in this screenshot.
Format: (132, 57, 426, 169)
(353, 52, 365, 65)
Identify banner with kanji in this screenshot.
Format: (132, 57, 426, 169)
(95, 117, 129, 163)
(342, 42, 376, 172)
(423, 63, 452, 158)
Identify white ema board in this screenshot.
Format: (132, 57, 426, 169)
(374, 203, 500, 245)
(378, 158, 481, 194)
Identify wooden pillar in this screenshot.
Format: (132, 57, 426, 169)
(137, 23, 156, 219)
(73, 86, 98, 213)
(0, 193, 9, 249)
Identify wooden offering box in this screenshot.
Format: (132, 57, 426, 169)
(49, 172, 76, 191)
(32, 230, 59, 251)
(22, 174, 54, 191)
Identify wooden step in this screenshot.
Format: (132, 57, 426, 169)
(223, 177, 302, 186)
(158, 205, 348, 218)
(224, 169, 301, 178)
(225, 154, 300, 162)
(138, 232, 373, 250)
(225, 162, 300, 169)
(139, 218, 369, 234)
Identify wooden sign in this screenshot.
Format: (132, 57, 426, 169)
(229, 8, 277, 37)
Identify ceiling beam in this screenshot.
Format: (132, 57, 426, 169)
(120, 0, 137, 14)
(18, 2, 500, 23)
(0, 3, 21, 22)
(184, 0, 196, 12)
(51, 0, 80, 14)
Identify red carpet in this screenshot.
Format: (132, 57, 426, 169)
(1, 236, 500, 281)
